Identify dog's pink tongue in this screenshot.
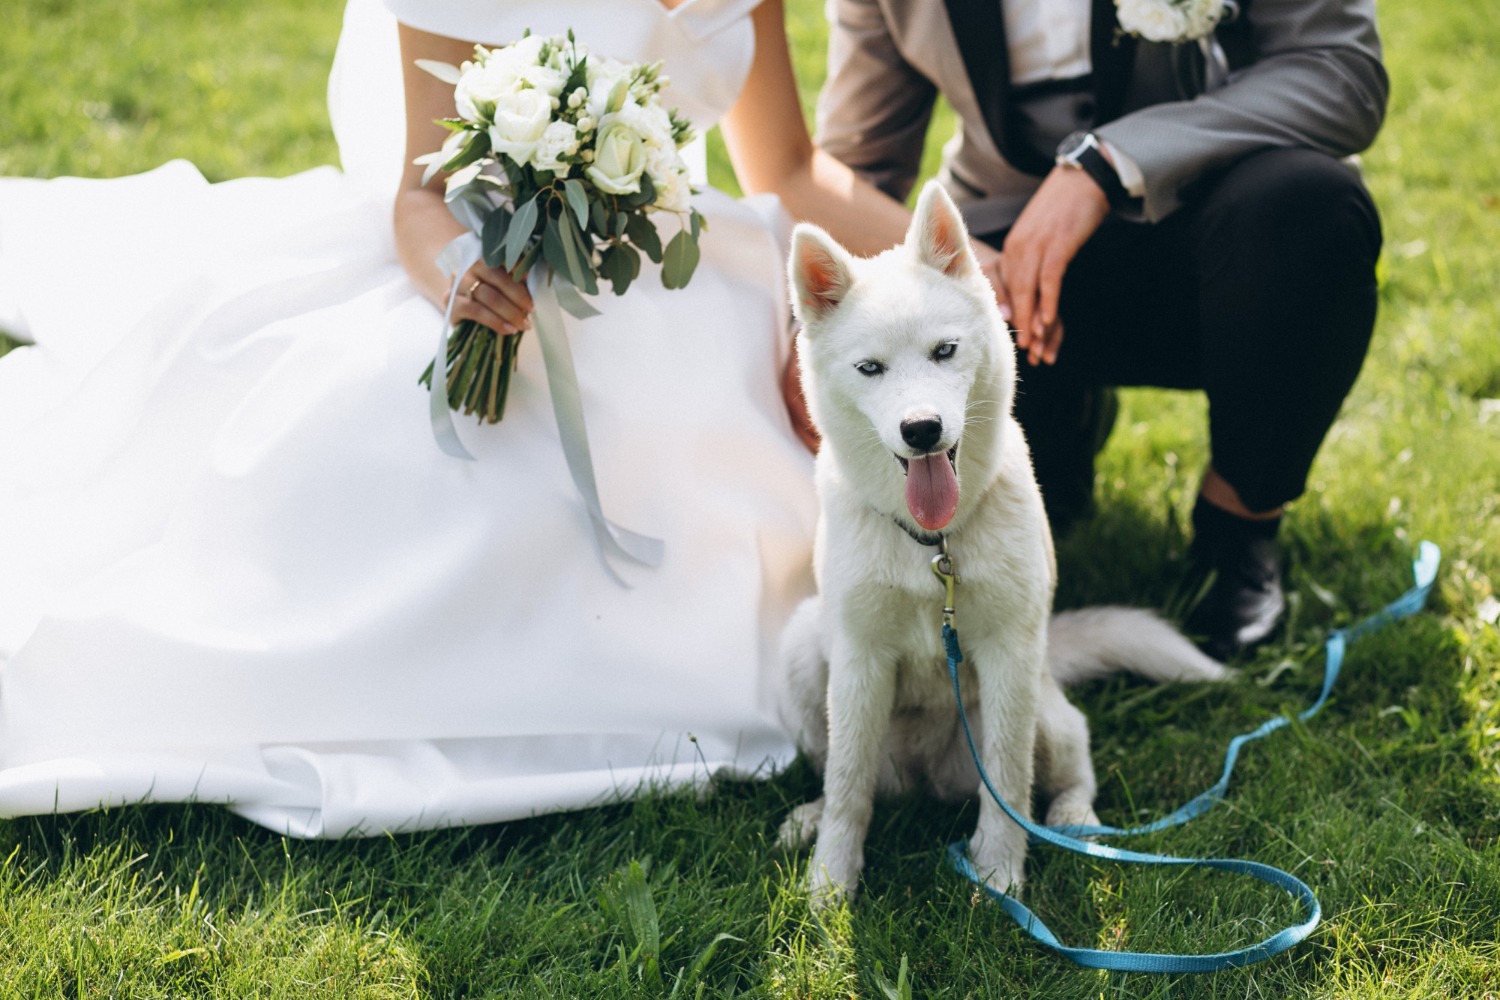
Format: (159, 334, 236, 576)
(905, 453, 958, 531)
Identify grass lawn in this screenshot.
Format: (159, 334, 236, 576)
(1, 0, 1498, 996)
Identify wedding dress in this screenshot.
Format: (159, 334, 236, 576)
(0, 0, 816, 837)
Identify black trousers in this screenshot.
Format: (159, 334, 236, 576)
(977, 147, 1382, 517)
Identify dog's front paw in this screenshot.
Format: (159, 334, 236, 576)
(805, 841, 862, 909)
(1044, 794, 1101, 833)
(967, 826, 1026, 899)
(777, 797, 825, 850)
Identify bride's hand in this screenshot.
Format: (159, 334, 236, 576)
(394, 24, 538, 338)
(453, 264, 534, 336)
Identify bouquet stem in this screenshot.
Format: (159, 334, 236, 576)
(419, 319, 523, 424)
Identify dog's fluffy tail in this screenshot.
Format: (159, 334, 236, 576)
(1047, 606, 1232, 686)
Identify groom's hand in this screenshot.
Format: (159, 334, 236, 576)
(971, 240, 1013, 328)
(1001, 167, 1109, 366)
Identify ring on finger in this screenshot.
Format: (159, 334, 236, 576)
(466, 279, 483, 299)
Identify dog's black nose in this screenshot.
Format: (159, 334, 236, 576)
(900, 416, 943, 452)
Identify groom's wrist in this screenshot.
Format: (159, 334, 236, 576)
(1055, 131, 1130, 211)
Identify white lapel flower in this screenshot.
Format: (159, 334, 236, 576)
(1116, 0, 1228, 43)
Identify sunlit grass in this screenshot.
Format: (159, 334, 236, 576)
(1, 0, 1497, 995)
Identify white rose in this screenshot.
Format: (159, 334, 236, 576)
(532, 120, 582, 174)
(1178, 0, 1225, 39)
(584, 59, 635, 119)
(502, 34, 546, 68)
(455, 57, 522, 122)
(613, 100, 675, 154)
(488, 88, 554, 166)
(586, 117, 648, 194)
(518, 61, 568, 99)
(651, 165, 692, 214)
(1117, 0, 1188, 42)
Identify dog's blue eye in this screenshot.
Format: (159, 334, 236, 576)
(933, 341, 958, 361)
(855, 361, 885, 376)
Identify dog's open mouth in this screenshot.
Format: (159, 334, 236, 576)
(895, 445, 959, 532)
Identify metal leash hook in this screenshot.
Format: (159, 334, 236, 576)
(931, 536, 958, 627)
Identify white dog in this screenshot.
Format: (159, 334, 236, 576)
(778, 181, 1228, 905)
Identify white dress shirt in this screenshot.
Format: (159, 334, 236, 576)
(1003, 0, 1147, 195)
(1003, 0, 1093, 85)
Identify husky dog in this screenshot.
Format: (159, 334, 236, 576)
(778, 181, 1228, 904)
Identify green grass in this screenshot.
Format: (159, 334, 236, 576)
(2, 0, 1499, 995)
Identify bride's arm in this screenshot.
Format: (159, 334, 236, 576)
(719, 0, 916, 257)
(722, 2, 1008, 294)
(393, 23, 534, 334)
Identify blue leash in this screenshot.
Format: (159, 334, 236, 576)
(942, 540, 1441, 972)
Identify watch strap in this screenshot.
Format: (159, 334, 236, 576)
(1064, 136, 1130, 210)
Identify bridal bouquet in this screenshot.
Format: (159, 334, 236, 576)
(1116, 0, 1230, 42)
(416, 32, 707, 423)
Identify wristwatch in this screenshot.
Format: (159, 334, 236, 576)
(1056, 131, 1130, 210)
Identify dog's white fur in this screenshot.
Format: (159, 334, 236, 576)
(778, 182, 1228, 905)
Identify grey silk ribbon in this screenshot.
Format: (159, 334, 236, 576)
(431, 232, 483, 461)
(431, 231, 665, 585)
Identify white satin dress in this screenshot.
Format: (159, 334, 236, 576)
(0, 0, 815, 837)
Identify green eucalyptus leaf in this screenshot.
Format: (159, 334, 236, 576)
(504, 195, 539, 272)
(481, 207, 513, 268)
(442, 129, 491, 172)
(541, 215, 570, 282)
(602, 244, 635, 296)
(514, 241, 542, 279)
(562, 178, 590, 230)
(624, 171, 656, 209)
(560, 216, 599, 295)
(661, 229, 701, 290)
(589, 198, 609, 236)
(625, 213, 663, 264)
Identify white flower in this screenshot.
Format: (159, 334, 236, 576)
(415, 127, 471, 185)
(586, 117, 648, 194)
(518, 61, 568, 99)
(642, 128, 691, 205)
(499, 34, 547, 69)
(613, 100, 676, 153)
(488, 88, 554, 166)
(1117, 0, 1223, 42)
(454, 56, 521, 122)
(585, 58, 636, 119)
(651, 165, 693, 214)
(453, 35, 569, 122)
(532, 120, 582, 174)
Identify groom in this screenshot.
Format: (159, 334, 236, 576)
(815, 0, 1388, 660)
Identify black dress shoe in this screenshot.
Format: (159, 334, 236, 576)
(1181, 500, 1287, 662)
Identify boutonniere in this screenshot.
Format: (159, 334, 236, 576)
(1116, 0, 1238, 43)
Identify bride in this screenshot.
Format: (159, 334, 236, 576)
(0, 0, 923, 836)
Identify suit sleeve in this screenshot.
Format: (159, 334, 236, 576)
(1095, 0, 1388, 222)
(814, 0, 938, 203)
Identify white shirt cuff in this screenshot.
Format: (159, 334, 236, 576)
(1099, 139, 1146, 198)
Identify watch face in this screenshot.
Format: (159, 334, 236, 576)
(1058, 130, 1093, 163)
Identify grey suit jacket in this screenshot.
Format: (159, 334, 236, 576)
(815, 0, 1388, 230)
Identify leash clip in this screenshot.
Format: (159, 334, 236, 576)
(931, 536, 959, 627)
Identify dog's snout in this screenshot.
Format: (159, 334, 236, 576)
(900, 416, 944, 452)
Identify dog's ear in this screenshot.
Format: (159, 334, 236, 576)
(789, 223, 856, 326)
(909, 181, 977, 280)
